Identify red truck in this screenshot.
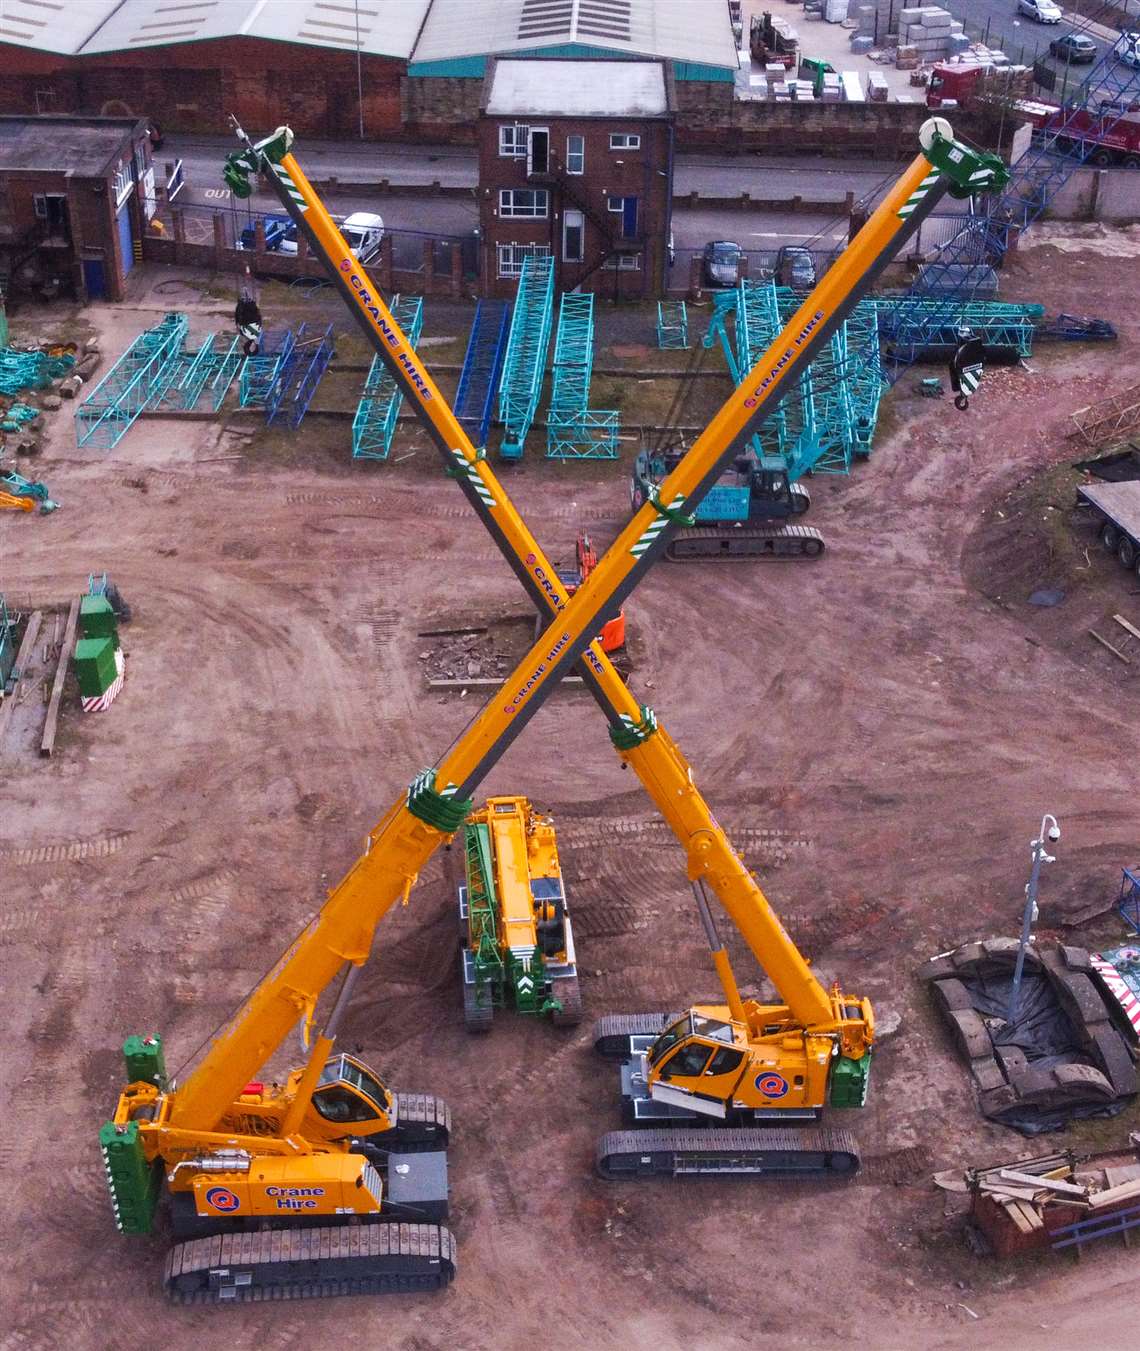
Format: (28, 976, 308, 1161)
(927, 63, 1140, 166)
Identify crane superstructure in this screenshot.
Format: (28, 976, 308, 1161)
(99, 119, 1006, 1306)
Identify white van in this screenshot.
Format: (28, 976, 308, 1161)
(1114, 31, 1140, 68)
(279, 211, 385, 263)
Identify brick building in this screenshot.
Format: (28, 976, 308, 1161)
(0, 0, 426, 139)
(477, 59, 674, 300)
(0, 116, 153, 302)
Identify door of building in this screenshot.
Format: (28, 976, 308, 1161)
(83, 259, 106, 299)
(117, 203, 134, 276)
(621, 196, 639, 239)
(527, 128, 549, 176)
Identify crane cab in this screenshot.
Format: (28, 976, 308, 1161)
(301, 1053, 396, 1140)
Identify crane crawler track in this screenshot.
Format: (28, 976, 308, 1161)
(165, 1221, 456, 1303)
(390, 1092, 451, 1149)
(665, 524, 824, 561)
(596, 1127, 859, 1180)
(593, 1012, 674, 1058)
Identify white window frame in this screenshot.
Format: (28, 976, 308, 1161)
(566, 134, 585, 175)
(603, 252, 641, 271)
(497, 242, 551, 278)
(498, 188, 548, 219)
(112, 161, 134, 207)
(609, 133, 641, 150)
(563, 209, 584, 263)
(33, 193, 48, 219)
(606, 195, 624, 213)
(499, 124, 528, 158)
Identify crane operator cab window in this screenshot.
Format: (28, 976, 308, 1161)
(312, 1054, 389, 1124)
(649, 1013, 737, 1070)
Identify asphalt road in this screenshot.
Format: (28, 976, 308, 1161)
(937, 0, 1123, 89)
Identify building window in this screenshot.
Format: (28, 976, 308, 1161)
(134, 141, 148, 178)
(33, 194, 48, 219)
(112, 161, 134, 207)
(606, 196, 623, 213)
(603, 253, 641, 271)
(609, 133, 641, 150)
(499, 188, 548, 219)
(566, 134, 584, 174)
(498, 242, 551, 278)
(563, 210, 584, 263)
(499, 124, 528, 157)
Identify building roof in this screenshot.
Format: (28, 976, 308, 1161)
(411, 0, 736, 67)
(0, 117, 141, 174)
(486, 59, 667, 116)
(0, 0, 432, 58)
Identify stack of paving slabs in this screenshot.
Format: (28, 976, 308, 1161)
(75, 595, 124, 712)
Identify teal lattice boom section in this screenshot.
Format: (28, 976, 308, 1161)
(877, 299, 1044, 361)
(148, 333, 243, 413)
(656, 300, 689, 349)
(352, 295, 424, 460)
(266, 322, 334, 430)
(498, 254, 554, 460)
(546, 291, 619, 461)
(75, 313, 188, 449)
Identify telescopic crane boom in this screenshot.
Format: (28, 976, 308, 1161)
(220, 122, 1006, 1175)
(100, 120, 1007, 1307)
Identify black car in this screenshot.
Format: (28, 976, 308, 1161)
(1049, 31, 1098, 63)
(702, 240, 743, 288)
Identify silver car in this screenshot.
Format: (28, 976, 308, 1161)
(1018, 0, 1062, 22)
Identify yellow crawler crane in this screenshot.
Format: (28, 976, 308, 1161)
(460, 796, 580, 1030)
(96, 116, 1007, 1311)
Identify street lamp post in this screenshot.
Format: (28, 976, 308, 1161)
(1006, 814, 1060, 1026)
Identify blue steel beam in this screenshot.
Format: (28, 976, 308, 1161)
(455, 299, 511, 448)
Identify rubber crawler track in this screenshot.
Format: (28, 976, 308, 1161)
(665, 523, 825, 561)
(593, 1012, 674, 1058)
(596, 1127, 860, 1180)
(165, 1222, 457, 1303)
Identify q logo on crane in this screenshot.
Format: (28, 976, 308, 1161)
(755, 1072, 790, 1099)
(204, 1186, 242, 1213)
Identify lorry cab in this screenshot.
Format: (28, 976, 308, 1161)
(1114, 31, 1140, 69)
(341, 212, 385, 264)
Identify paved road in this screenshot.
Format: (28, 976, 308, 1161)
(938, 0, 1123, 90)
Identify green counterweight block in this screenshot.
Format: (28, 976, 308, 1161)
(74, 637, 118, 696)
(99, 1120, 161, 1235)
(829, 1052, 872, 1108)
(79, 594, 118, 640)
(123, 1033, 166, 1086)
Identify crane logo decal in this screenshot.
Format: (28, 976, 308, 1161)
(204, 1186, 242, 1212)
(755, 1072, 789, 1099)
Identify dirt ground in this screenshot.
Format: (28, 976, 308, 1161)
(2, 236, 1140, 1351)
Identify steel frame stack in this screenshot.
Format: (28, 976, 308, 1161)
(454, 300, 511, 448)
(238, 330, 295, 408)
(498, 254, 554, 459)
(878, 299, 1044, 362)
(546, 292, 619, 460)
(352, 296, 424, 460)
(266, 322, 334, 430)
(656, 300, 689, 349)
(75, 313, 188, 449)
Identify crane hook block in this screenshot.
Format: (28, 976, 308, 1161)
(609, 705, 659, 751)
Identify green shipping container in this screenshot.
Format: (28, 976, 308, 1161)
(79, 594, 117, 639)
(74, 636, 118, 696)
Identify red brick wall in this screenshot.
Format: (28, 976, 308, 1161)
(477, 113, 672, 299)
(0, 39, 404, 138)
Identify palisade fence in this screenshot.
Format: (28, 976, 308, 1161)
(142, 198, 480, 298)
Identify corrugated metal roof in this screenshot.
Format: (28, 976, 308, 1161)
(411, 0, 736, 68)
(486, 58, 666, 116)
(0, 0, 431, 58)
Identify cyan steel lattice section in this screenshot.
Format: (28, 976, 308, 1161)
(498, 254, 554, 459)
(352, 296, 424, 460)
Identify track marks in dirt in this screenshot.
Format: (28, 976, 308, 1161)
(0, 833, 129, 866)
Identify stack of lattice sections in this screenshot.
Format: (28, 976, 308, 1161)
(878, 299, 1043, 362)
(148, 332, 243, 414)
(454, 299, 510, 448)
(238, 329, 295, 409)
(498, 254, 554, 459)
(75, 313, 188, 449)
(265, 322, 334, 430)
(352, 296, 424, 460)
(546, 291, 618, 460)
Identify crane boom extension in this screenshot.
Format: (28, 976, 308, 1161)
(163, 122, 998, 1133)
(216, 122, 1004, 1070)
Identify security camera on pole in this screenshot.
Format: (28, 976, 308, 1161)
(1006, 814, 1060, 1026)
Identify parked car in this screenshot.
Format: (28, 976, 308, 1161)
(279, 211, 385, 263)
(238, 214, 291, 252)
(1049, 30, 1098, 62)
(702, 240, 743, 288)
(776, 245, 817, 291)
(1018, 0, 1062, 22)
(1114, 31, 1140, 68)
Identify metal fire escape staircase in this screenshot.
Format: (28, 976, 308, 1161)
(529, 151, 641, 286)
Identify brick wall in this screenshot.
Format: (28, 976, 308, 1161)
(403, 76, 484, 141)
